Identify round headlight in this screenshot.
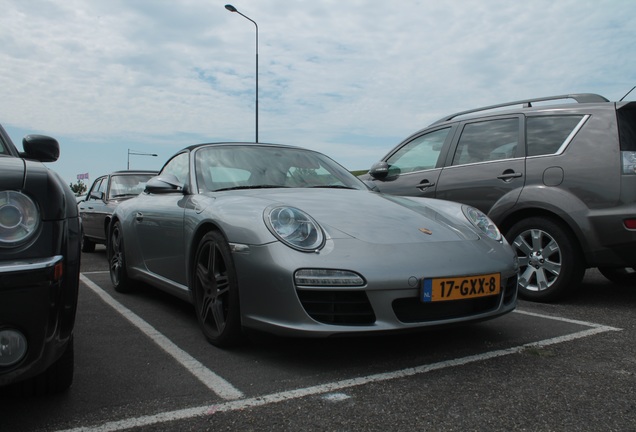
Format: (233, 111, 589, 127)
(462, 206, 501, 241)
(265, 206, 324, 252)
(0, 191, 40, 246)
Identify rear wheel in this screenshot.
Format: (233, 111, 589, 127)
(506, 217, 584, 302)
(192, 231, 242, 347)
(109, 221, 133, 293)
(598, 267, 636, 285)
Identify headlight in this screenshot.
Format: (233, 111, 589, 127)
(462, 206, 501, 241)
(265, 206, 325, 252)
(0, 191, 40, 246)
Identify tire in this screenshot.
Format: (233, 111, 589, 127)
(109, 220, 133, 293)
(192, 231, 242, 347)
(506, 217, 584, 302)
(81, 234, 96, 253)
(17, 337, 74, 396)
(598, 267, 636, 285)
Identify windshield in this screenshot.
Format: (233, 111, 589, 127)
(194, 145, 366, 193)
(109, 173, 155, 199)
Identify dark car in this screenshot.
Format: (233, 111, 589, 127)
(362, 93, 636, 302)
(0, 124, 81, 395)
(78, 170, 156, 252)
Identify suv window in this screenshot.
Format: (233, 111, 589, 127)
(386, 128, 451, 175)
(526, 115, 585, 156)
(452, 118, 519, 166)
(617, 105, 636, 151)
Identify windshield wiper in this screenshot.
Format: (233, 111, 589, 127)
(213, 185, 289, 192)
(309, 185, 356, 189)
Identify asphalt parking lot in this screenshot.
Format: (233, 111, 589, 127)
(1, 246, 635, 432)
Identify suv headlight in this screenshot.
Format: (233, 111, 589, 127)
(462, 206, 502, 241)
(0, 191, 40, 246)
(265, 206, 325, 252)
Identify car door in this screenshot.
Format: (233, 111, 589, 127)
(79, 176, 107, 240)
(435, 116, 525, 218)
(369, 126, 456, 197)
(134, 152, 190, 285)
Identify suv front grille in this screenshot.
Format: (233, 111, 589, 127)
(296, 290, 376, 325)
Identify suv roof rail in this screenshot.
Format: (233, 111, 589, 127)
(431, 93, 609, 125)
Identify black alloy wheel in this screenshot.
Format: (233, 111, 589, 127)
(109, 221, 132, 293)
(193, 231, 242, 347)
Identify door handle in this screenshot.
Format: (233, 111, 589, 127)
(416, 181, 435, 191)
(497, 171, 522, 181)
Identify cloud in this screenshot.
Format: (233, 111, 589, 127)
(1, 0, 635, 182)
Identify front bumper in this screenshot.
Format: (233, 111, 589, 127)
(233, 239, 518, 337)
(0, 256, 74, 387)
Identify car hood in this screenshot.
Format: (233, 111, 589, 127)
(213, 188, 480, 244)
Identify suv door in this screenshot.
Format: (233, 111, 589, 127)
(368, 126, 455, 197)
(436, 116, 525, 218)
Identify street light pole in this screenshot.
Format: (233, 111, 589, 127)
(127, 149, 158, 170)
(225, 4, 258, 143)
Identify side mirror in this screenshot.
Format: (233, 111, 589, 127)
(368, 161, 389, 179)
(21, 135, 60, 162)
(145, 174, 184, 194)
(90, 191, 105, 201)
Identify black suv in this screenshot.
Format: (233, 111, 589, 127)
(362, 94, 636, 302)
(0, 124, 81, 394)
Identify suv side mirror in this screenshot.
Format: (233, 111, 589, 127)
(21, 135, 60, 163)
(368, 161, 389, 179)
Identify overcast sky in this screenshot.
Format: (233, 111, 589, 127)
(1, 0, 635, 186)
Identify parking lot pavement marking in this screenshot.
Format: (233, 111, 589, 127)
(80, 274, 244, 401)
(57, 300, 621, 432)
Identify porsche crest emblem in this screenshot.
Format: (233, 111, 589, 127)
(419, 228, 433, 235)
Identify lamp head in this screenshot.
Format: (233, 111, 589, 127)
(225, 4, 237, 12)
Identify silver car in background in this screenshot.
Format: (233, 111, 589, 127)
(108, 143, 518, 347)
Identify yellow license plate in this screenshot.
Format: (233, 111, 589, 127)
(421, 273, 501, 302)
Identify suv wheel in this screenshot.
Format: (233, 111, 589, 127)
(506, 217, 584, 302)
(598, 266, 636, 285)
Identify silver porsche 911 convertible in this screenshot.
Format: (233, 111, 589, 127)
(108, 143, 518, 346)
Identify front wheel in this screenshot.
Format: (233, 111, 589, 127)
(598, 267, 636, 285)
(192, 231, 242, 347)
(108, 221, 133, 293)
(506, 217, 584, 302)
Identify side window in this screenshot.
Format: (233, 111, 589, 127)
(88, 178, 105, 200)
(160, 152, 189, 185)
(386, 128, 450, 175)
(526, 115, 585, 156)
(452, 118, 519, 166)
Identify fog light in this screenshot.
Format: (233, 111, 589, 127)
(295, 269, 365, 286)
(0, 329, 27, 367)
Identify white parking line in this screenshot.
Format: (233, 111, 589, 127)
(80, 274, 244, 401)
(70, 275, 621, 432)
